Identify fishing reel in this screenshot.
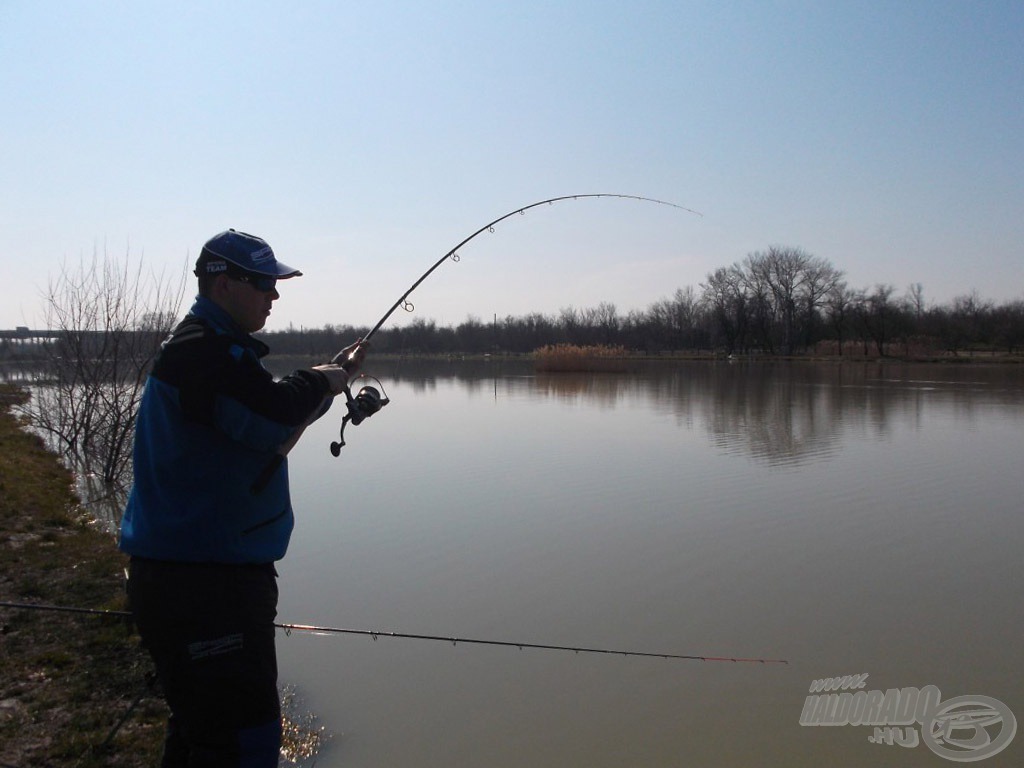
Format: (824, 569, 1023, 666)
(330, 375, 390, 457)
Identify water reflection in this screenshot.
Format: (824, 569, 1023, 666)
(276, 358, 1024, 768)
(295, 358, 1024, 469)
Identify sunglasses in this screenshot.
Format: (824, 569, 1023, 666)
(230, 273, 278, 293)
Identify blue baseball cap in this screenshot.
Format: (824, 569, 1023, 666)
(196, 229, 302, 279)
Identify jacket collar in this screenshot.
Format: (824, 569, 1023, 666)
(188, 295, 270, 358)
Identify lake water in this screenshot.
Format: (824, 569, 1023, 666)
(273, 359, 1024, 767)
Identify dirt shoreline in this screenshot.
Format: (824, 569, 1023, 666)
(0, 384, 166, 767)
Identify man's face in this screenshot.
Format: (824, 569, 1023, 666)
(217, 273, 280, 333)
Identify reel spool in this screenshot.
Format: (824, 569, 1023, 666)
(330, 376, 390, 456)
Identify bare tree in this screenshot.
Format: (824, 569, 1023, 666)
(802, 257, 844, 349)
(558, 306, 583, 345)
(825, 282, 855, 355)
(740, 255, 777, 354)
(860, 284, 899, 356)
(22, 249, 186, 518)
(740, 246, 843, 354)
(755, 247, 809, 354)
(659, 287, 698, 349)
(591, 301, 619, 345)
(906, 283, 926, 321)
(993, 300, 1024, 355)
(948, 291, 995, 355)
(701, 266, 748, 354)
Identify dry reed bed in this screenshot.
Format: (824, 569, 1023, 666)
(533, 344, 632, 373)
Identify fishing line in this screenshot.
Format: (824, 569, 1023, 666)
(0, 601, 786, 664)
(348, 193, 703, 348)
(252, 192, 701, 488)
(319, 194, 701, 455)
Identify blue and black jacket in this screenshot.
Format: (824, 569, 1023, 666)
(119, 297, 332, 564)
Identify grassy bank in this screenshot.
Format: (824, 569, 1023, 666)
(0, 384, 165, 767)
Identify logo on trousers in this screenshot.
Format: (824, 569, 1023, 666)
(800, 674, 1016, 762)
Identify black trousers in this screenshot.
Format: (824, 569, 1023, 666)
(127, 558, 282, 768)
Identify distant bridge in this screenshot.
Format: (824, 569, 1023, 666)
(0, 328, 60, 342)
(0, 328, 167, 359)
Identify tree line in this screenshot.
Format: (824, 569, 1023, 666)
(264, 246, 1024, 358)
(4, 245, 1021, 365)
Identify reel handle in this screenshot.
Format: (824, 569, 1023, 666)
(328, 378, 389, 458)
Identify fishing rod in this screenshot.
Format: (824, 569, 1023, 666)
(251, 193, 700, 492)
(349, 194, 701, 349)
(0, 601, 787, 664)
(323, 193, 701, 456)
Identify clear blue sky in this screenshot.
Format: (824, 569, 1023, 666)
(2, 0, 1021, 331)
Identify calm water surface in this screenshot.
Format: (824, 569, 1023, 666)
(273, 359, 1024, 767)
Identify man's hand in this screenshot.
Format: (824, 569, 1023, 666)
(315, 339, 369, 396)
(332, 339, 368, 375)
(312, 364, 351, 396)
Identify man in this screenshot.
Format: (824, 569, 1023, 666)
(119, 229, 364, 767)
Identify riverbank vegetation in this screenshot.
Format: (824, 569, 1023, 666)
(0, 383, 344, 766)
(534, 344, 633, 372)
(0, 384, 165, 767)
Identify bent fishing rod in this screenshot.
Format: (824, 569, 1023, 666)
(252, 193, 700, 492)
(333, 195, 696, 460)
(349, 194, 701, 349)
(0, 601, 787, 664)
